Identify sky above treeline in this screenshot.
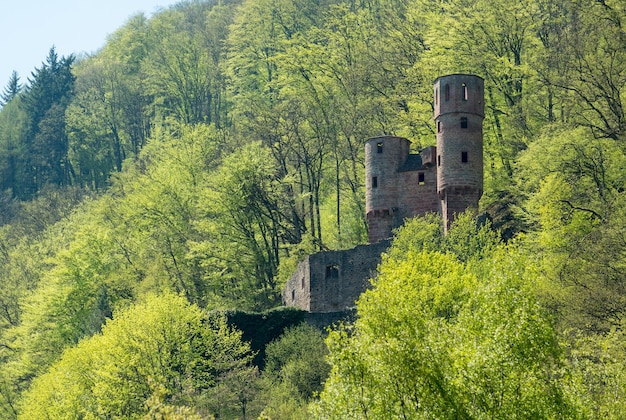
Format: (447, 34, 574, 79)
(0, 0, 178, 88)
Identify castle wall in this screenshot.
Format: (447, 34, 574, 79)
(365, 136, 410, 243)
(282, 255, 312, 311)
(440, 188, 483, 227)
(434, 74, 485, 119)
(366, 210, 395, 244)
(282, 241, 390, 313)
(435, 74, 485, 230)
(396, 164, 439, 221)
(435, 112, 483, 193)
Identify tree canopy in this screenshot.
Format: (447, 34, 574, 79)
(0, 0, 626, 417)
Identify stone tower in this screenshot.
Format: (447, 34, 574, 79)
(434, 74, 484, 231)
(365, 136, 410, 243)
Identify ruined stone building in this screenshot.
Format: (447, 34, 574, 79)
(283, 74, 485, 313)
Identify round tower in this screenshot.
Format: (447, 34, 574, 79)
(434, 74, 484, 231)
(365, 136, 410, 243)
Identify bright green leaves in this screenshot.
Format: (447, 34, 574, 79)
(316, 219, 571, 419)
(143, 3, 232, 126)
(567, 327, 626, 419)
(103, 123, 224, 305)
(264, 323, 330, 400)
(20, 293, 256, 419)
(516, 127, 626, 332)
(193, 141, 292, 310)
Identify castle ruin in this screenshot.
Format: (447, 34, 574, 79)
(283, 74, 484, 312)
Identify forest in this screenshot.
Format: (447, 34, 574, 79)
(0, 0, 625, 417)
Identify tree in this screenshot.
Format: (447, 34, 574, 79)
(314, 217, 574, 418)
(565, 325, 626, 419)
(19, 293, 257, 419)
(547, 0, 626, 140)
(66, 15, 153, 189)
(102, 123, 225, 307)
(18, 47, 75, 197)
(516, 127, 626, 333)
(0, 72, 21, 106)
(263, 324, 330, 404)
(193, 141, 298, 310)
(0, 98, 27, 195)
(142, 2, 235, 127)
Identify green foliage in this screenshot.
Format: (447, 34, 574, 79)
(387, 211, 500, 263)
(0, 0, 625, 416)
(193, 141, 297, 310)
(517, 127, 626, 333)
(260, 323, 330, 419)
(565, 327, 626, 419)
(0, 71, 21, 106)
(19, 293, 256, 419)
(315, 237, 572, 419)
(19, 47, 75, 197)
(143, 3, 232, 126)
(264, 323, 330, 399)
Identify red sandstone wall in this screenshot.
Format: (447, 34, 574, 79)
(367, 210, 394, 243)
(365, 136, 411, 243)
(397, 167, 439, 221)
(435, 74, 485, 229)
(441, 188, 482, 232)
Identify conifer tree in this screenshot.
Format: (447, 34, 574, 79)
(0, 71, 21, 106)
(18, 47, 75, 197)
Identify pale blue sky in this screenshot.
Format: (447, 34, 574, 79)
(0, 0, 179, 87)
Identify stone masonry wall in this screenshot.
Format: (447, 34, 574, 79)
(282, 240, 391, 313)
(397, 165, 439, 221)
(282, 255, 313, 311)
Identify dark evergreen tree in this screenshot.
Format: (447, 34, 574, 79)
(18, 47, 75, 198)
(0, 71, 21, 106)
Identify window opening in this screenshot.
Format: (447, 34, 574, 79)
(461, 117, 468, 129)
(435, 88, 438, 105)
(438, 155, 441, 167)
(377, 142, 383, 153)
(462, 83, 468, 101)
(291, 289, 295, 302)
(445, 84, 450, 101)
(461, 151, 468, 163)
(372, 176, 378, 188)
(326, 264, 339, 279)
(301, 277, 305, 289)
(437, 121, 441, 132)
(418, 172, 425, 185)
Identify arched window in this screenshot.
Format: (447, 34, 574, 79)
(435, 88, 438, 105)
(445, 84, 450, 101)
(461, 117, 468, 128)
(462, 83, 468, 101)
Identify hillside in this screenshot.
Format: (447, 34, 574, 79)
(0, 0, 626, 418)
